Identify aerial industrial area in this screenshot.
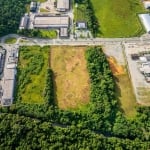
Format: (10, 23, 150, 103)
(19, 0, 90, 38)
(1, 0, 150, 106)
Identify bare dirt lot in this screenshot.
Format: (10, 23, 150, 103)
(50, 46, 90, 110)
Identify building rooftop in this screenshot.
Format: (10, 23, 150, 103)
(76, 21, 87, 29)
(139, 14, 150, 33)
(60, 28, 68, 37)
(19, 15, 29, 29)
(57, 0, 69, 10)
(34, 16, 69, 28)
(2, 79, 14, 98)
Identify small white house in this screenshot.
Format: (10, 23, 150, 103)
(139, 14, 150, 33)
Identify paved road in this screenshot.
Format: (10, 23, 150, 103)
(1, 33, 150, 46)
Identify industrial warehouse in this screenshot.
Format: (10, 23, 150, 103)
(0, 46, 18, 106)
(34, 15, 69, 28)
(19, 0, 70, 38)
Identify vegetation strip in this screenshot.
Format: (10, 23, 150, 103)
(0, 46, 149, 149)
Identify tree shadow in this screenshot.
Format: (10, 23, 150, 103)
(113, 76, 125, 115)
(52, 71, 58, 106)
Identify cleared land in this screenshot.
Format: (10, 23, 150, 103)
(50, 46, 90, 110)
(16, 46, 49, 104)
(108, 57, 137, 117)
(91, 0, 145, 37)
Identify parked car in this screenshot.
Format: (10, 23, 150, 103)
(144, 71, 150, 83)
(131, 54, 139, 60)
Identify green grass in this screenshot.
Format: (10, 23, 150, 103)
(91, 0, 145, 37)
(16, 46, 49, 104)
(36, 0, 47, 2)
(50, 46, 90, 110)
(40, 8, 50, 12)
(39, 30, 57, 38)
(115, 74, 137, 118)
(25, 4, 30, 13)
(74, 4, 86, 22)
(5, 37, 17, 44)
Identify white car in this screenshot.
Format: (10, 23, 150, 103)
(139, 63, 150, 73)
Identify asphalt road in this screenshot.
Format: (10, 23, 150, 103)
(1, 33, 150, 46)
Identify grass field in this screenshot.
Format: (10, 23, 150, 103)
(38, 30, 57, 38)
(108, 57, 137, 117)
(74, 4, 86, 22)
(115, 74, 137, 117)
(50, 46, 90, 110)
(91, 0, 145, 37)
(5, 37, 17, 44)
(16, 46, 49, 104)
(40, 8, 50, 12)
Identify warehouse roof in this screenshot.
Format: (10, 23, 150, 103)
(60, 28, 68, 37)
(139, 14, 150, 33)
(34, 16, 69, 28)
(57, 0, 69, 10)
(19, 15, 29, 29)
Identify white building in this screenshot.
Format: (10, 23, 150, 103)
(33, 16, 69, 28)
(60, 28, 68, 37)
(1, 69, 16, 106)
(19, 14, 29, 29)
(57, 0, 69, 12)
(139, 14, 150, 33)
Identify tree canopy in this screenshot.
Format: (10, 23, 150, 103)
(0, 0, 30, 36)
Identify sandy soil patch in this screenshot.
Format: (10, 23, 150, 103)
(50, 46, 90, 109)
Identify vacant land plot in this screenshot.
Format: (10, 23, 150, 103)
(107, 54, 137, 117)
(91, 0, 145, 37)
(115, 74, 137, 117)
(16, 46, 49, 104)
(50, 46, 90, 110)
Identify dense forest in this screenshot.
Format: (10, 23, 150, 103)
(0, 46, 150, 149)
(0, 0, 30, 36)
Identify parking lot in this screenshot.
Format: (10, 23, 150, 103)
(124, 42, 150, 105)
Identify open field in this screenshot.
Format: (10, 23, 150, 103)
(16, 46, 49, 104)
(115, 74, 137, 117)
(74, 4, 86, 22)
(5, 37, 17, 44)
(91, 0, 145, 37)
(50, 46, 90, 110)
(39, 30, 57, 38)
(108, 57, 137, 117)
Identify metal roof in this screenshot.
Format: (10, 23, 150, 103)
(60, 28, 68, 37)
(57, 0, 69, 10)
(139, 14, 150, 33)
(34, 16, 69, 28)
